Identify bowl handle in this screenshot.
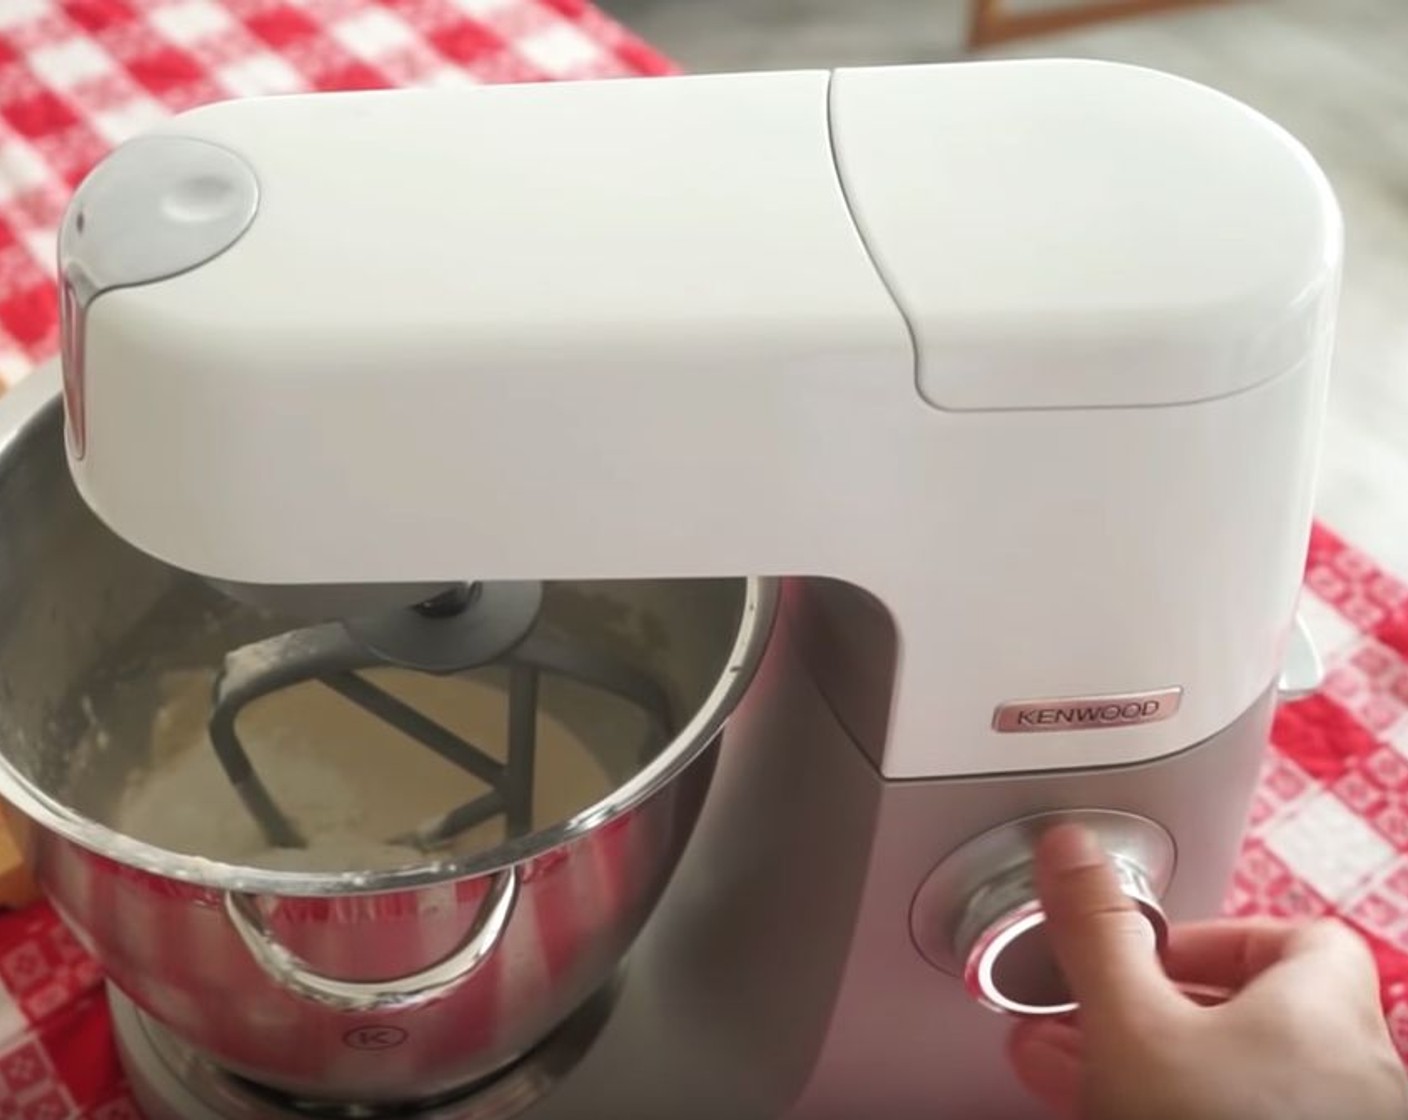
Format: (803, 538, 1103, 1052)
(223, 866, 519, 1014)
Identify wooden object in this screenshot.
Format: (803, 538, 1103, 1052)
(0, 806, 38, 909)
(968, 0, 1226, 48)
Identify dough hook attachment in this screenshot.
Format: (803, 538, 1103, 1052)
(207, 581, 677, 853)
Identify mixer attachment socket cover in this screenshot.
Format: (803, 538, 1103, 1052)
(57, 135, 260, 460)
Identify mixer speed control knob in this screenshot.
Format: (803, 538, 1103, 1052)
(909, 810, 1174, 1017)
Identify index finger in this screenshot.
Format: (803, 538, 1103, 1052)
(1034, 824, 1176, 1029)
(1160, 918, 1302, 991)
(1165, 917, 1379, 992)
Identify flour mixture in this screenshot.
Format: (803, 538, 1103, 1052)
(106, 666, 612, 872)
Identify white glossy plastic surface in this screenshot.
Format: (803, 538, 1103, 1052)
(67, 61, 1341, 780)
(831, 61, 1338, 410)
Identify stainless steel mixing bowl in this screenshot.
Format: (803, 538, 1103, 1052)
(0, 367, 777, 1105)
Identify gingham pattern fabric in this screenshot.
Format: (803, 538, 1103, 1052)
(1234, 525, 1408, 1054)
(1, 3, 1407, 1115)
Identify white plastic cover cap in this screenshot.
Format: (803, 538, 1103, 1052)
(831, 60, 1342, 411)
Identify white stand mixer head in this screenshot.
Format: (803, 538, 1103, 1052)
(58, 60, 1340, 785)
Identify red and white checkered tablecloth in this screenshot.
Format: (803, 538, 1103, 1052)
(3, 3, 1408, 1115)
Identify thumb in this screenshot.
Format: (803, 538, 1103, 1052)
(1034, 823, 1173, 1028)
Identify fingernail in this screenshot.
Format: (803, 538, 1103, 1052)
(1131, 915, 1158, 952)
(1039, 824, 1106, 871)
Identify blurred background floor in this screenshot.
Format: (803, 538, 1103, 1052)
(598, 0, 1408, 576)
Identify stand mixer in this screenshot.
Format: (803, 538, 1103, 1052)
(0, 57, 1341, 1118)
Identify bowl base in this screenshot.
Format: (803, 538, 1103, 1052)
(109, 980, 617, 1120)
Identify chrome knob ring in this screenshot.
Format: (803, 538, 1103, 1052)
(910, 809, 1175, 1017)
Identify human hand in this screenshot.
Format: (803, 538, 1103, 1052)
(1007, 823, 1408, 1120)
